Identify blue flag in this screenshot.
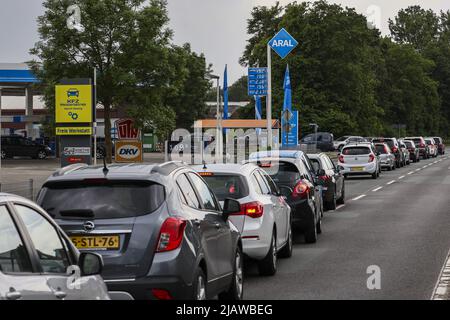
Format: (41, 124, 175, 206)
(283, 65, 292, 112)
(223, 65, 228, 120)
(255, 96, 262, 120)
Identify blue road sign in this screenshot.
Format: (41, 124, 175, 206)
(281, 110, 299, 147)
(269, 28, 299, 59)
(248, 67, 268, 96)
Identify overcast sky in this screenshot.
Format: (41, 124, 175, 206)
(1, 0, 450, 84)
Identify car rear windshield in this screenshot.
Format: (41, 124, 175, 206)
(201, 174, 248, 201)
(38, 180, 165, 219)
(404, 141, 414, 148)
(259, 162, 301, 187)
(373, 139, 394, 148)
(342, 147, 371, 155)
(375, 144, 387, 154)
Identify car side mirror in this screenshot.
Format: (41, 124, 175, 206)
(279, 186, 292, 198)
(222, 198, 241, 221)
(78, 252, 103, 276)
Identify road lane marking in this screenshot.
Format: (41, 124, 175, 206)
(387, 180, 396, 185)
(352, 194, 366, 201)
(372, 187, 383, 192)
(431, 248, 450, 300)
(408, 171, 414, 175)
(398, 175, 405, 180)
(336, 204, 345, 210)
(415, 168, 421, 172)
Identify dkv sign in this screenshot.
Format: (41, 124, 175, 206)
(116, 140, 143, 163)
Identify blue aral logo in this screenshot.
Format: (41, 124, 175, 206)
(269, 28, 299, 59)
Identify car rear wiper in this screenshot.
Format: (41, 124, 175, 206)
(59, 209, 94, 218)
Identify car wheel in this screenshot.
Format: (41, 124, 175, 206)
(316, 216, 322, 234)
(372, 171, 377, 179)
(279, 224, 293, 258)
(218, 247, 244, 300)
(304, 216, 318, 244)
(258, 231, 277, 276)
(337, 184, 345, 205)
(0, 150, 6, 160)
(192, 269, 207, 300)
(37, 150, 47, 160)
(327, 193, 337, 210)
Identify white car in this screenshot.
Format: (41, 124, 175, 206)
(424, 137, 438, 157)
(193, 163, 292, 276)
(333, 136, 367, 151)
(338, 143, 381, 179)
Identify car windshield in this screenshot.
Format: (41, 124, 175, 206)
(39, 180, 165, 219)
(373, 139, 394, 148)
(336, 136, 348, 141)
(259, 162, 301, 188)
(404, 141, 414, 148)
(342, 147, 371, 155)
(201, 174, 248, 201)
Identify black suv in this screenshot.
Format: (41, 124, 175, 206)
(37, 162, 243, 300)
(1, 135, 51, 160)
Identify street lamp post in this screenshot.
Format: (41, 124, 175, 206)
(206, 74, 221, 163)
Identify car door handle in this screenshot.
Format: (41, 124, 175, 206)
(214, 223, 221, 229)
(6, 291, 22, 300)
(54, 291, 67, 299)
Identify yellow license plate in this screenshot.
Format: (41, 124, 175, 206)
(351, 167, 364, 172)
(70, 235, 120, 250)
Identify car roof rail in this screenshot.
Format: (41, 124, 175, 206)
(150, 161, 187, 176)
(52, 163, 89, 177)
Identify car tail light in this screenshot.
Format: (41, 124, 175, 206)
(391, 146, 398, 153)
(368, 154, 375, 162)
(156, 217, 186, 252)
(152, 289, 172, 300)
(292, 181, 310, 199)
(320, 175, 331, 182)
(419, 143, 425, 148)
(239, 201, 264, 218)
(338, 155, 344, 163)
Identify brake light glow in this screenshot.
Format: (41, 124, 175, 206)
(151, 289, 172, 300)
(198, 172, 213, 176)
(238, 201, 264, 218)
(259, 163, 272, 168)
(292, 181, 309, 199)
(156, 217, 186, 252)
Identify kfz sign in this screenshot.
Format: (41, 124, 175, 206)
(269, 28, 299, 59)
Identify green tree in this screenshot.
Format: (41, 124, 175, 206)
(241, 1, 383, 137)
(30, 0, 177, 162)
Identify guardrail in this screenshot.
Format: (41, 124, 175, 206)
(0, 179, 43, 201)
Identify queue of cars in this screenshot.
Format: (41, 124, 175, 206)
(0, 134, 445, 300)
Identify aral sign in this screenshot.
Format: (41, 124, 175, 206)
(269, 28, 299, 59)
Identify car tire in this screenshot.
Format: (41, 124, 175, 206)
(258, 231, 277, 276)
(192, 268, 207, 300)
(218, 247, 244, 300)
(37, 150, 47, 160)
(372, 171, 377, 179)
(278, 225, 293, 258)
(337, 184, 345, 204)
(0, 150, 6, 160)
(327, 193, 337, 210)
(316, 216, 322, 234)
(304, 216, 318, 244)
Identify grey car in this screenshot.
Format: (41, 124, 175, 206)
(37, 162, 243, 300)
(0, 193, 109, 300)
(374, 143, 396, 171)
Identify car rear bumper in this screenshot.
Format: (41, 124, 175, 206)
(106, 276, 192, 300)
(339, 162, 377, 175)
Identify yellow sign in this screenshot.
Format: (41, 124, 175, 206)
(55, 84, 93, 123)
(56, 127, 93, 136)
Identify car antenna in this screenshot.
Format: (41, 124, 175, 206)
(202, 160, 207, 170)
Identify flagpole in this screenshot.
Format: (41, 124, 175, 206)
(267, 44, 272, 150)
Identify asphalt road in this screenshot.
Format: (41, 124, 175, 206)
(245, 151, 450, 299)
